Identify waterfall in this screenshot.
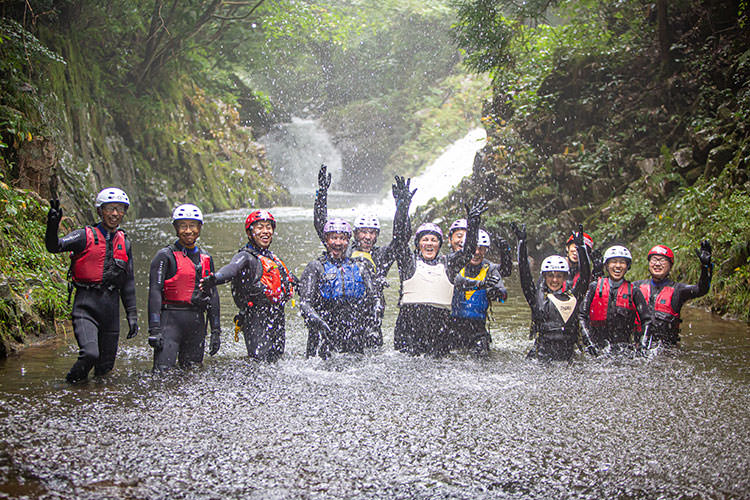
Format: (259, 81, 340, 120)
(262, 117, 343, 195)
(377, 128, 487, 216)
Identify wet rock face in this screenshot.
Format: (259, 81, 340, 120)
(16, 138, 57, 199)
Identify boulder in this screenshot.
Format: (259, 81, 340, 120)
(704, 144, 736, 178)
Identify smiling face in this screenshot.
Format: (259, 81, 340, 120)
(648, 255, 672, 280)
(354, 228, 378, 252)
(544, 271, 567, 292)
(325, 232, 350, 259)
(248, 220, 274, 249)
(606, 257, 629, 280)
(98, 203, 127, 232)
(419, 234, 441, 261)
(449, 229, 467, 252)
(566, 242, 579, 263)
(470, 246, 488, 266)
(174, 219, 202, 249)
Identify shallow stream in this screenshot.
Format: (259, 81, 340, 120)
(0, 192, 748, 499)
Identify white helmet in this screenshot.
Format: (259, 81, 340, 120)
(603, 245, 632, 267)
(172, 204, 203, 224)
(95, 187, 130, 208)
(353, 214, 380, 230)
(449, 218, 467, 235)
(540, 255, 569, 273)
(477, 229, 491, 247)
(323, 218, 352, 235)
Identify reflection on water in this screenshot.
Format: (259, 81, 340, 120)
(0, 196, 748, 498)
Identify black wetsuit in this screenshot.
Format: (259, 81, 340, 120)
(313, 187, 410, 347)
(518, 238, 589, 361)
(213, 243, 293, 363)
(148, 242, 220, 370)
(450, 260, 507, 354)
(45, 222, 137, 382)
(394, 216, 479, 356)
(298, 254, 379, 358)
(633, 265, 711, 345)
(579, 277, 652, 350)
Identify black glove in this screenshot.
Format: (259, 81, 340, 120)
(392, 176, 417, 206)
(148, 328, 164, 350)
(640, 325, 653, 351)
(572, 223, 584, 247)
(510, 222, 526, 241)
(484, 273, 501, 288)
(318, 164, 332, 192)
(209, 329, 221, 356)
(200, 273, 217, 292)
(465, 197, 488, 220)
(306, 313, 331, 336)
(47, 199, 63, 227)
(586, 343, 599, 357)
(695, 240, 712, 267)
(126, 316, 139, 339)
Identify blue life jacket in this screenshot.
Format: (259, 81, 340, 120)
(451, 265, 490, 320)
(319, 257, 366, 301)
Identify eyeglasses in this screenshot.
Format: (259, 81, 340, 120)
(175, 221, 201, 231)
(650, 256, 670, 264)
(101, 205, 127, 214)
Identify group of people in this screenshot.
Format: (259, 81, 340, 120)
(513, 223, 713, 361)
(45, 171, 713, 382)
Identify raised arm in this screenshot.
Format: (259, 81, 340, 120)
(313, 164, 331, 245)
(570, 224, 591, 299)
(447, 197, 487, 277)
(512, 222, 536, 307)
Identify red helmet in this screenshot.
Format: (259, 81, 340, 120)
(566, 232, 594, 249)
(647, 244, 674, 264)
(245, 210, 276, 230)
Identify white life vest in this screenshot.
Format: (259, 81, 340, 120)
(401, 259, 454, 309)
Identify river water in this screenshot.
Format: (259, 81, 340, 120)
(1, 127, 749, 498)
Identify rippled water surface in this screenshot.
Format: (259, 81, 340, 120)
(1, 199, 748, 499)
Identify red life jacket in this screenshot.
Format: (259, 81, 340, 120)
(258, 253, 294, 304)
(163, 247, 212, 306)
(638, 282, 678, 318)
(589, 277, 635, 323)
(70, 226, 128, 285)
(236, 247, 294, 306)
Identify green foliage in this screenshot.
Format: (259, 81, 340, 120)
(0, 182, 70, 343)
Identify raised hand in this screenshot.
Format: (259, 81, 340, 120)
(572, 223, 584, 247)
(510, 222, 526, 241)
(695, 240, 712, 267)
(47, 199, 63, 226)
(392, 176, 417, 206)
(465, 197, 488, 220)
(318, 164, 332, 192)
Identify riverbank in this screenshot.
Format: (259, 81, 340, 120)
(422, 1, 750, 321)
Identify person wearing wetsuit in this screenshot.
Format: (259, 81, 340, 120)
(147, 204, 220, 371)
(634, 242, 712, 347)
(450, 229, 507, 356)
(514, 223, 591, 361)
(299, 218, 381, 359)
(313, 166, 413, 347)
(201, 210, 295, 363)
(45, 188, 138, 383)
(579, 245, 652, 353)
(449, 218, 513, 278)
(394, 198, 487, 356)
